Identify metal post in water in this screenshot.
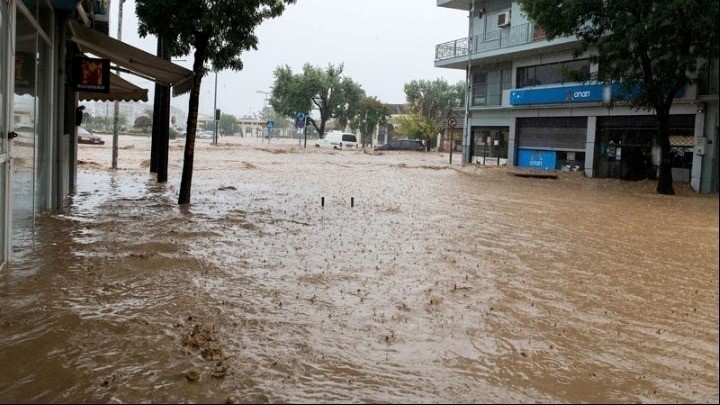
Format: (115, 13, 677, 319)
(321, 197, 324, 207)
(351, 197, 354, 207)
(111, 0, 124, 170)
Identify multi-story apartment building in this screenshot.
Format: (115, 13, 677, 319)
(435, 0, 719, 194)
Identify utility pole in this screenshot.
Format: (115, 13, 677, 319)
(256, 90, 269, 110)
(111, 0, 125, 170)
(463, 0, 476, 165)
(213, 70, 218, 146)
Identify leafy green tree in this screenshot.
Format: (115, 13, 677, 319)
(134, 115, 152, 130)
(393, 112, 436, 147)
(348, 97, 391, 148)
(258, 106, 291, 130)
(136, 0, 295, 204)
(399, 79, 465, 150)
(269, 63, 365, 137)
(518, 0, 719, 195)
(219, 113, 237, 135)
(404, 79, 464, 121)
(84, 114, 127, 132)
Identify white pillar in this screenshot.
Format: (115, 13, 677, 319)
(691, 106, 706, 192)
(585, 116, 597, 178)
(507, 117, 517, 166)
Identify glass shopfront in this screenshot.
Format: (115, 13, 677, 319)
(471, 126, 509, 165)
(1, 0, 9, 267)
(11, 0, 53, 252)
(595, 115, 695, 181)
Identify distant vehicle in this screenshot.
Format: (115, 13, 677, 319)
(198, 131, 214, 139)
(77, 127, 105, 145)
(315, 131, 358, 149)
(374, 139, 425, 151)
(14, 124, 34, 132)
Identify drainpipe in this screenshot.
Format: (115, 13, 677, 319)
(463, 0, 476, 165)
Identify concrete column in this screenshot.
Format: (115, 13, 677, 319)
(585, 116, 597, 178)
(507, 117, 516, 166)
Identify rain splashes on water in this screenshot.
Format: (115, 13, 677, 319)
(1, 137, 718, 403)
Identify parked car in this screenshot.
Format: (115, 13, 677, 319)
(315, 131, 358, 149)
(198, 131, 214, 139)
(374, 139, 424, 151)
(77, 127, 105, 145)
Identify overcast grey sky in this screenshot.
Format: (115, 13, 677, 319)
(113, 0, 468, 119)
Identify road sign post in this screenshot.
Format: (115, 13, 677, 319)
(266, 120, 275, 141)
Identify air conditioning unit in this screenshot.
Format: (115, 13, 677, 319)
(497, 11, 511, 28)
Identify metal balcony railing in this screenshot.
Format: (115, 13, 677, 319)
(435, 23, 546, 61)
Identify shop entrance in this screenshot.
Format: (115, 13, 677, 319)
(0, 0, 8, 268)
(472, 126, 509, 165)
(595, 115, 695, 181)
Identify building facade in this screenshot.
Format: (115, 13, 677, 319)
(0, 0, 192, 271)
(435, 0, 719, 193)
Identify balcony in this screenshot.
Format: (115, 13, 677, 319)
(436, 0, 471, 11)
(436, 23, 547, 62)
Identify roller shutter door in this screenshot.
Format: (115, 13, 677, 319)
(517, 117, 587, 150)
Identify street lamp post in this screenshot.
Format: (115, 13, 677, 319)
(212, 70, 218, 145)
(463, 0, 476, 165)
(111, 0, 125, 169)
(256, 90, 269, 110)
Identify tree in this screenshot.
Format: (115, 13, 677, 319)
(83, 113, 128, 132)
(399, 79, 465, 149)
(348, 97, 391, 148)
(518, 0, 719, 195)
(269, 63, 365, 137)
(257, 105, 292, 130)
(393, 112, 437, 147)
(134, 115, 152, 130)
(136, 0, 295, 204)
(219, 113, 236, 136)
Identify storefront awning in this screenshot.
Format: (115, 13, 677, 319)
(67, 19, 194, 96)
(78, 73, 149, 103)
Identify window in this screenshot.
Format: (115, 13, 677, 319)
(473, 69, 512, 106)
(342, 134, 356, 142)
(516, 59, 591, 89)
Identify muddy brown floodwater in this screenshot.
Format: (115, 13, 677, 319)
(1, 135, 718, 404)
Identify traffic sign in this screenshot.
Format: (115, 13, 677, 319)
(447, 118, 457, 128)
(297, 112, 305, 120)
(266, 120, 275, 128)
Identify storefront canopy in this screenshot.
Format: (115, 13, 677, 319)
(67, 19, 194, 96)
(78, 73, 149, 103)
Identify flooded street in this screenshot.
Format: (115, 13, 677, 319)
(1, 135, 718, 403)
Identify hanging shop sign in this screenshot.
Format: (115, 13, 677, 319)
(73, 56, 110, 93)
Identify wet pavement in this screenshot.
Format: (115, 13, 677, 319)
(1, 136, 718, 403)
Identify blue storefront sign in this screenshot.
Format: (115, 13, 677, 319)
(517, 149, 557, 170)
(510, 83, 684, 106)
(510, 84, 604, 106)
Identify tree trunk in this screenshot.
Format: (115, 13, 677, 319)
(655, 105, 675, 195)
(178, 45, 207, 205)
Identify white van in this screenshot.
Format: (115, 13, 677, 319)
(314, 131, 358, 149)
